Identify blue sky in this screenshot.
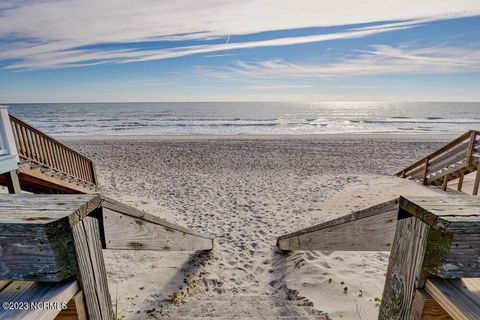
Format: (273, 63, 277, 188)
(0, 0, 479, 102)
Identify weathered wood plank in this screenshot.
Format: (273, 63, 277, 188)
(54, 291, 87, 320)
(411, 289, 452, 320)
(399, 196, 480, 278)
(424, 278, 480, 320)
(0, 279, 78, 320)
(399, 196, 480, 232)
(277, 199, 399, 251)
(101, 196, 214, 240)
(0, 218, 78, 281)
(379, 217, 430, 319)
(72, 217, 113, 320)
(103, 208, 214, 251)
(4, 170, 21, 194)
(0, 194, 101, 226)
(277, 209, 397, 251)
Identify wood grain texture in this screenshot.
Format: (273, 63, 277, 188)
(0, 194, 101, 225)
(72, 217, 113, 320)
(55, 291, 87, 320)
(0, 194, 101, 282)
(101, 196, 214, 240)
(425, 278, 480, 320)
(411, 289, 452, 320)
(400, 196, 480, 278)
(103, 208, 213, 251)
(4, 170, 21, 194)
(277, 209, 397, 251)
(277, 199, 398, 251)
(0, 279, 78, 320)
(379, 217, 430, 320)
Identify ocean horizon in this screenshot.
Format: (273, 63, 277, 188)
(5, 101, 480, 136)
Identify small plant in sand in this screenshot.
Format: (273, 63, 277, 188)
(374, 297, 382, 306)
(149, 250, 215, 318)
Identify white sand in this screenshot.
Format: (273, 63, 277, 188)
(63, 134, 463, 319)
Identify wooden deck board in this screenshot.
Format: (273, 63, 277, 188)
(425, 278, 480, 320)
(0, 279, 79, 320)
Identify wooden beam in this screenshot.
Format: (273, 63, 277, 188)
(0, 194, 102, 282)
(379, 217, 430, 319)
(103, 207, 214, 251)
(72, 217, 113, 320)
(424, 278, 480, 320)
(473, 165, 480, 196)
(442, 175, 448, 191)
(277, 199, 398, 251)
(55, 291, 88, 320)
(466, 130, 477, 164)
(457, 171, 464, 191)
(17, 162, 97, 194)
(410, 289, 452, 320)
(4, 170, 20, 194)
(101, 196, 214, 251)
(423, 157, 430, 185)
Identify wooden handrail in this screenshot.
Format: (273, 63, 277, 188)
(9, 115, 97, 185)
(395, 130, 479, 177)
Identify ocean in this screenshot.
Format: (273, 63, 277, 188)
(5, 102, 480, 136)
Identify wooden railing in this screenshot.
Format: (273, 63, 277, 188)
(9, 115, 97, 186)
(277, 195, 480, 319)
(395, 130, 480, 184)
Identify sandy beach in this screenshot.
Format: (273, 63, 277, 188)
(63, 134, 451, 319)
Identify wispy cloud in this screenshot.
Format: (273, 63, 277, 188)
(0, 0, 479, 70)
(0, 24, 418, 70)
(201, 45, 480, 80)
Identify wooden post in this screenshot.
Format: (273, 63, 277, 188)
(442, 175, 448, 191)
(72, 217, 113, 320)
(379, 217, 430, 319)
(4, 169, 21, 194)
(466, 131, 476, 165)
(380, 196, 480, 319)
(0, 106, 18, 157)
(457, 171, 464, 192)
(473, 165, 480, 196)
(422, 157, 429, 185)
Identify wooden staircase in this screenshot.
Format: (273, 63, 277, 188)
(0, 111, 98, 194)
(395, 130, 480, 194)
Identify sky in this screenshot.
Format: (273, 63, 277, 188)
(0, 0, 480, 102)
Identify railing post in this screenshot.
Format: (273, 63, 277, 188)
(0, 106, 18, 159)
(380, 196, 480, 319)
(422, 157, 429, 185)
(466, 130, 477, 165)
(0, 106, 21, 194)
